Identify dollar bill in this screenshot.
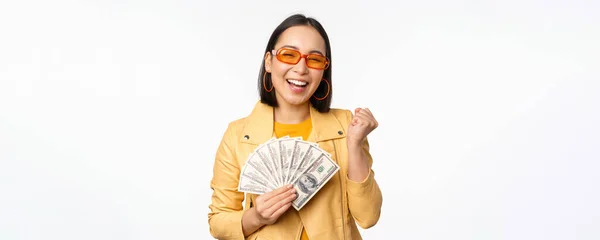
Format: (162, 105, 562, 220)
(286, 140, 312, 185)
(278, 137, 300, 184)
(291, 153, 340, 210)
(288, 144, 322, 185)
(238, 173, 269, 194)
(266, 140, 284, 186)
(238, 157, 275, 194)
(243, 152, 278, 190)
(254, 140, 281, 187)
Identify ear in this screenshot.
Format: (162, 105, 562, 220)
(264, 52, 272, 73)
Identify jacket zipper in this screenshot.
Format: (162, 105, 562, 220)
(333, 140, 347, 240)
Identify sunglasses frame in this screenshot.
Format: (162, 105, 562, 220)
(271, 48, 330, 70)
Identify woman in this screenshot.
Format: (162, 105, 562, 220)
(208, 14, 383, 240)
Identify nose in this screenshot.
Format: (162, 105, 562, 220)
(292, 57, 309, 75)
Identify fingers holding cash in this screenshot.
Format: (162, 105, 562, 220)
(254, 184, 297, 225)
(238, 136, 340, 211)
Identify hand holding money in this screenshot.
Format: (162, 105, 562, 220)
(253, 184, 297, 225)
(238, 136, 340, 210)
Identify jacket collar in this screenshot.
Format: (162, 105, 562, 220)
(240, 101, 346, 145)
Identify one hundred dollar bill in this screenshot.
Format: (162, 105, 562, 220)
(254, 140, 282, 187)
(287, 140, 312, 185)
(238, 159, 274, 194)
(289, 144, 322, 185)
(243, 152, 278, 190)
(291, 153, 340, 210)
(278, 137, 301, 184)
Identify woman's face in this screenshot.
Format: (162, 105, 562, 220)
(265, 25, 327, 107)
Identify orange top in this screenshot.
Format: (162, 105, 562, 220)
(274, 117, 312, 240)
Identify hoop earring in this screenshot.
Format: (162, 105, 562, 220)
(263, 72, 273, 92)
(313, 78, 330, 101)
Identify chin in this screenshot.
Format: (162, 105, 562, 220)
(281, 95, 310, 106)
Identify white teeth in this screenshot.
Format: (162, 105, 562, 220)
(287, 79, 307, 86)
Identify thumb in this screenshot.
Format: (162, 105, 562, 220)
(354, 108, 362, 115)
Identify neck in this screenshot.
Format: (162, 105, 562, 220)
(274, 101, 310, 124)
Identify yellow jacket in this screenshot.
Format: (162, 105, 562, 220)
(208, 101, 383, 240)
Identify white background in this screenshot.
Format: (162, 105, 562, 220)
(1, 0, 599, 239)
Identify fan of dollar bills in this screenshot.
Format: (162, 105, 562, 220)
(238, 136, 340, 210)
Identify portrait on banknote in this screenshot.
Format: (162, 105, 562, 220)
(297, 173, 318, 194)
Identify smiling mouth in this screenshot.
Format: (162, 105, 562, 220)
(287, 79, 308, 87)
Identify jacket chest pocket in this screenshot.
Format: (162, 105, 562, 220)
(317, 141, 337, 163)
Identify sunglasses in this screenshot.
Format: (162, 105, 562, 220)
(272, 48, 330, 70)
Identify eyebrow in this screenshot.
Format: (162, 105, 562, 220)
(280, 45, 325, 56)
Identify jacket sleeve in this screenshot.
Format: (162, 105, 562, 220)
(208, 123, 247, 240)
(344, 110, 383, 229)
